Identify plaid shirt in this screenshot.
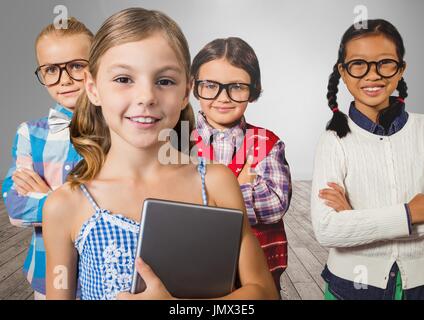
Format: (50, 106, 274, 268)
(196, 111, 292, 226)
(1, 103, 81, 294)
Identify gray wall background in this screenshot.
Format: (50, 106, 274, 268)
(1, 0, 423, 180)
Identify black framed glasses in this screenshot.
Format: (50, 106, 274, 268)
(194, 80, 253, 103)
(342, 59, 404, 79)
(35, 59, 89, 86)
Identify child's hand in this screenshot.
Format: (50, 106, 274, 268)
(407, 193, 424, 224)
(12, 168, 51, 195)
(117, 258, 174, 300)
(319, 182, 352, 212)
(237, 155, 257, 185)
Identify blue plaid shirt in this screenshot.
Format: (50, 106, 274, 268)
(1, 103, 81, 294)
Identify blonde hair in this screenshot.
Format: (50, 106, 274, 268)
(68, 7, 195, 188)
(35, 17, 93, 51)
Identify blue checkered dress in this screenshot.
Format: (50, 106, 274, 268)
(75, 158, 207, 300)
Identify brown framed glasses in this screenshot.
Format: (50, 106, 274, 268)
(35, 59, 89, 86)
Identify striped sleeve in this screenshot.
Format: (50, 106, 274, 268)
(2, 123, 47, 227)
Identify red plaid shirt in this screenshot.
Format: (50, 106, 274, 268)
(196, 112, 292, 277)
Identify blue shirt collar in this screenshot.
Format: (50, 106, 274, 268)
(348, 98, 408, 136)
(53, 103, 74, 120)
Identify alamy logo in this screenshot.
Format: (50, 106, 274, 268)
(53, 5, 69, 30)
(157, 121, 269, 167)
(353, 5, 368, 30)
(53, 265, 68, 290)
(353, 265, 368, 290)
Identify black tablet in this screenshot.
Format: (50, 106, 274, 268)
(130, 198, 243, 299)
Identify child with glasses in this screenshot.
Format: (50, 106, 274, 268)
(311, 19, 424, 299)
(1, 17, 93, 299)
(41, 8, 277, 300)
(191, 37, 292, 294)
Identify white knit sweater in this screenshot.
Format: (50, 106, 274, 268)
(311, 113, 424, 290)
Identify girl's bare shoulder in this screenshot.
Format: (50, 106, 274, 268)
(203, 163, 244, 209)
(182, 161, 236, 186)
(204, 163, 236, 183)
(43, 182, 85, 221)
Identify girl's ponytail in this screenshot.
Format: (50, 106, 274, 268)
(397, 77, 408, 100)
(326, 63, 351, 138)
(173, 102, 196, 154)
(68, 93, 111, 188)
(377, 77, 408, 132)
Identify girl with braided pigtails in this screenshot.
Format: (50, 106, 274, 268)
(311, 19, 424, 300)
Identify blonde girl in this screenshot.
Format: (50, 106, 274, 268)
(42, 7, 278, 300)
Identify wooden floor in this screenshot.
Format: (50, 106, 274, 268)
(279, 181, 328, 300)
(0, 180, 327, 300)
(0, 192, 34, 300)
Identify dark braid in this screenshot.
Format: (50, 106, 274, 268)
(397, 77, 408, 99)
(326, 62, 350, 138)
(377, 77, 408, 132)
(326, 19, 407, 138)
(326, 63, 340, 109)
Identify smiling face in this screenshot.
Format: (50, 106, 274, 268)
(84, 33, 189, 151)
(36, 33, 91, 109)
(196, 58, 250, 130)
(338, 34, 405, 120)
